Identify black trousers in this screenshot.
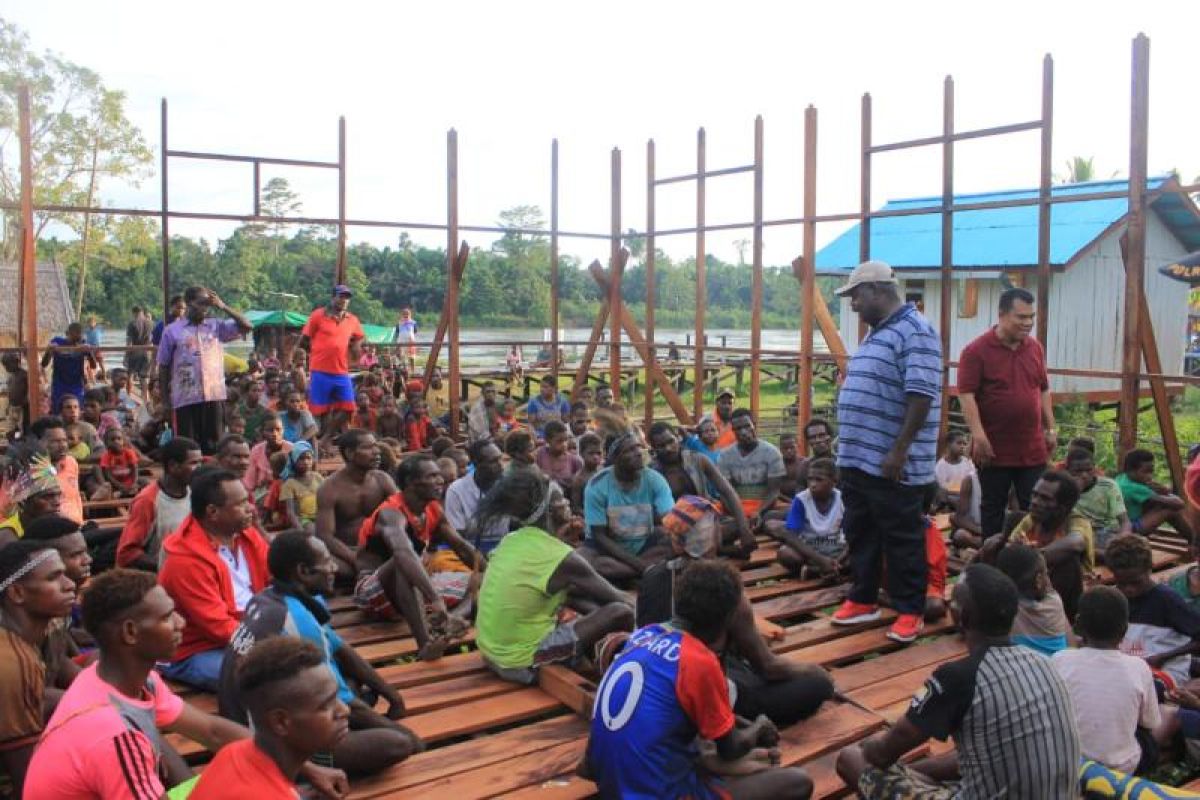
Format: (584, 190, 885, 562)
(726, 656, 834, 727)
(173, 401, 225, 455)
(978, 464, 1045, 537)
(840, 468, 929, 616)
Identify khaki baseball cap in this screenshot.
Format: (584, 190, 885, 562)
(834, 260, 898, 296)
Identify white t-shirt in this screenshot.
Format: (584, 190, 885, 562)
(218, 545, 254, 611)
(1051, 647, 1161, 773)
(935, 457, 976, 492)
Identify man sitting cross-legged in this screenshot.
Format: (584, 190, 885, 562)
(117, 435, 203, 571)
(580, 432, 675, 583)
(636, 496, 834, 728)
(355, 454, 480, 660)
(475, 469, 634, 684)
(648, 421, 755, 558)
(315, 428, 397, 584)
(836, 563, 1080, 799)
(195, 637, 353, 799)
(23, 568, 346, 799)
(584, 558, 814, 799)
(717, 409, 786, 535)
(219, 530, 422, 774)
(159, 468, 270, 690)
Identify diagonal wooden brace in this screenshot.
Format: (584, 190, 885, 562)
(423, 241, 470, 387)
(791, 255, 849, 373)
(589, 260, 694, 426)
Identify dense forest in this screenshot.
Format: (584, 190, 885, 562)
(37, 197, 840, 329)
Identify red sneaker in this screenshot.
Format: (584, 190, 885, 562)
(887, 613, 924, 644)
(831, 600, 880, 626)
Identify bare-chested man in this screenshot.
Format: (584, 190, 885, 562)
(647, 422, 755, 558)
(315, 428, 396, 582)
(354, 455, 480, 660)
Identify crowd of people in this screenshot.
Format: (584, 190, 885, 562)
(4, 262, 1200, 798)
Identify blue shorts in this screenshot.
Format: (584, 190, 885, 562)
(308, 370, 355, 415)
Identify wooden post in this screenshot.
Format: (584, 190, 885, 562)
(799, 106, 818, 446)
(857, 94, 871, 343)
(336, 116, 347, 285)
(550, 139, 560, 383)
(422, 242, 469, 387)
(644, 139, 656, 430)
(18, 86, 42, 419)
(1119, 34, 1150, 456)
(1036, 55, 1054, 346)
(694, 128, 707, 419)
(609, 148, 622, 394)
(939, 77, 954, 437)
(160, 99, 170, 318)
(446, 129, 461, 438)
(750, 116, 764, 421)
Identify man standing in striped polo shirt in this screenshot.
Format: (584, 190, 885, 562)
(830, 261, 943, 644)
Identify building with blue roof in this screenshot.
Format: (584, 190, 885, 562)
(816, 177, 1200, 397)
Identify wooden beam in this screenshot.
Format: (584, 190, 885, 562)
(569, 258, 616, 400)
(1036, 54, 1054, 345)
(644, 139, 657, 431)
(799, 106, 817, 445)
(959, 278, 979, 318)
(694, 128, 707, 419)
(791, 256, 848, 374)
(446, 129, 462, 437)
(18, 86, 41, 419)
(422, 241, 470, 387)
(939, 76, 955, 442)
(751, 115, 764, 421)
(857, 93, 871, 344)
(1120, 34, 1151, 455)
(609, 148, 622, 393)
(550, 139, 560, 384)
(537, 665, 595, 717)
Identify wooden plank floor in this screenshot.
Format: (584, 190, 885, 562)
(158, 521, 1190, 799)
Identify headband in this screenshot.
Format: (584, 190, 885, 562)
(0, 548, 57, 594)
(606, 432, 638, 466)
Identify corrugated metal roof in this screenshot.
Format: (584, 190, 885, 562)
(815, 177, 1200, 272)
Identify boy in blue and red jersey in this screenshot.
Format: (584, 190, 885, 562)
(584, 559, 813, 799)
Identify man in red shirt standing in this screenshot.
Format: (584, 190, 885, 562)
(958, 288, 1057, 538)
(299, 285, 365, 454)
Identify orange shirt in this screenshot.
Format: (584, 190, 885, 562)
(55, 455, 84, 525)
(301, 307, 365, 375)
(712, 414, 736, 450)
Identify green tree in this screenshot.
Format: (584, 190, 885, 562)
(0, 16, 152, 260)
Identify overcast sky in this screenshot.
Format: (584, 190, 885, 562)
(7, 0, 1197, 267)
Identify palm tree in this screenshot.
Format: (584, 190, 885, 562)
(1061, 156, 1096, 183)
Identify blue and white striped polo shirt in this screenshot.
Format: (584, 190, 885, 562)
(836, 304, 942, 486)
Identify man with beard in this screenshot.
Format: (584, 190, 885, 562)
(444, 440, 508, 554)
(647, 422, 754, 557)
(707, 388, 738, 450)
(467, 382, 499, 442)
(315, 429, 397, 583)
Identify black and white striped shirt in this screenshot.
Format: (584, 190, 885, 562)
(908, 642, 1080, 798)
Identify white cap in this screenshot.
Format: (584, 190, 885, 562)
(834, 260, 898, 296)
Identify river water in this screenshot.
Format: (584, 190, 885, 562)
(98, 325, 826, 369)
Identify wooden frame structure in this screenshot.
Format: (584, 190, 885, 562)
(8, 33, 1199, 486)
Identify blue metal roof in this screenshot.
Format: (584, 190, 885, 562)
(815, 177, 1200, 272)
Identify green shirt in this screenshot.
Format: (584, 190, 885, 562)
(1115, 473, 1155, 521)
(476, 527, 573, 669)
(1168, 568, 1200, 616)
(1074, 476, 1126, 530)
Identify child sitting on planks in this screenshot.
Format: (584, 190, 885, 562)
(1052, 585, 1162, 775)
(996, 543, 1071, 656)
(1117, 449, 1195, 542)
(774, 457, 846, 580)
(1065, 446, 1131, 558)
(1108, 533, 1200, 693)
(934, 429, 975, 511)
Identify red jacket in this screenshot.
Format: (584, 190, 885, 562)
(159, 515, 269, 662)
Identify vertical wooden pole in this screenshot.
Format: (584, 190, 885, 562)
(750, 116, 764, 422)
(1036, 55, 1054, 347)
(160, 99, 170, 318)
(799, 105, 818, 446)
(336, 116, 347, 285)
(253, 161, 262, 217)
(857, 94, 871, 343)
(1119, 34, 1150, 456)
(939, 77, 954, 436)
(446, 129, 461, 438)
(18, 86, 42, 419)
(609, 148, 622, 394)
(550, 139, 560, 383)
(644, 139, 657, 430)
(694, 128, 707, 419)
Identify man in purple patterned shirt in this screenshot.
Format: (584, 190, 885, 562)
(157, 286, 252, 454)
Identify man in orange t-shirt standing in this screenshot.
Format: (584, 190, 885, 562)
(299, 285, 365, 453)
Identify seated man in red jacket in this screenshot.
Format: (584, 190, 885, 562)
(116, 436, 203, 571)
(159, 468, 269, 690)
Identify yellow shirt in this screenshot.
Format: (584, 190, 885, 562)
(1011, 511, 1095, 572)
